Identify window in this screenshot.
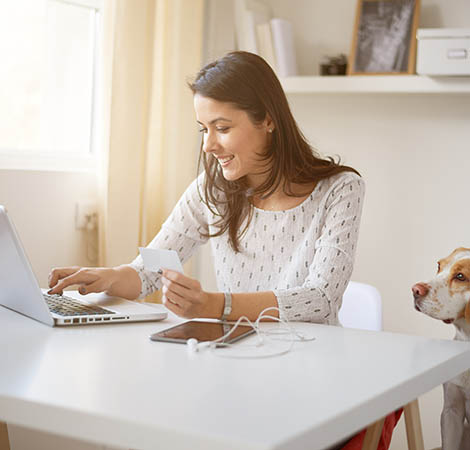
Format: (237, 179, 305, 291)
(0, 0, 101, 170)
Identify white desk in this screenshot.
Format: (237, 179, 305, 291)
(0, 305, 469, 450)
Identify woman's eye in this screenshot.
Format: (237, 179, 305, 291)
(198, 128, 207, 134)
(455, 273, 466, 281)
(216, 127, 229, 133)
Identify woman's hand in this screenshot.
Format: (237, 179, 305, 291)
(48, 266, 119, 296)
(160, 269, 221, 319)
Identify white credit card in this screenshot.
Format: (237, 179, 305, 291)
(139, 247, 184, 273)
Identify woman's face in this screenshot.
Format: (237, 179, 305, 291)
(194, 94, 273, 187)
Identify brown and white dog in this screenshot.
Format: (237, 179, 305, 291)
(412, 247, 470, 450)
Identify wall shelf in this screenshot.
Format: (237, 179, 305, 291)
(280, 75, 470, 94)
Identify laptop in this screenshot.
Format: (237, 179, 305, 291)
(0, 205, 167, 326)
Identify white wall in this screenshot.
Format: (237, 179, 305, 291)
(291, 92, 470, 450)
(0, 169, 98, 288)
(198, 1, 470, 449)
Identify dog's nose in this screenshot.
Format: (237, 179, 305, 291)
(412, 283, 429, 300)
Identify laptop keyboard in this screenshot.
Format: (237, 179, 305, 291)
(44, 293, 115, 317)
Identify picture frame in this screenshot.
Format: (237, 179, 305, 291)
(348, 0, 420, 75)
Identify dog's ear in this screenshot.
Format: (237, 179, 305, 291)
(465, 301, 470, 324)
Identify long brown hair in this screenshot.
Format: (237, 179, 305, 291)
(188, 51, 359, 252)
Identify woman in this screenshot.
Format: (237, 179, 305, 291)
(48, 51, 365, 325)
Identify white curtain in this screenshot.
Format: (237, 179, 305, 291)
(99, 0, 204, 300)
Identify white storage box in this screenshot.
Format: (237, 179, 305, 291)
(416, 28, 470, 76)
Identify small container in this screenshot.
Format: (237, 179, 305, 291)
(416, 28, 470, 76)
(319, 54, 347, 76)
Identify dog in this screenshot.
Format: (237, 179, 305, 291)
(412, 247, 470, 450)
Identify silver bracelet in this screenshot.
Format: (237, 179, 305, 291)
(221, 292, 232, 321)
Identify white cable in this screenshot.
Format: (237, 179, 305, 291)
(189, 306, 316, 359)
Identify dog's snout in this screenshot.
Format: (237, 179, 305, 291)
(412, 282, 429, 300)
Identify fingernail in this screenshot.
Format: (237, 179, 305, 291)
(47, 289, 53, 294)
(79, 287, 86, 295)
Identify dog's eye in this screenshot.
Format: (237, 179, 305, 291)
(455, 273, 466, 281)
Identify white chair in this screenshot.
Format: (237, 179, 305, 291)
(339, 281, 382, 331)
(338, 281, 425, 450)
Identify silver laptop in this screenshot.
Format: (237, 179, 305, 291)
(0, 205, 167, 326)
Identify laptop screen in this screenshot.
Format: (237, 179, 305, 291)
(0, 206, 53, 326)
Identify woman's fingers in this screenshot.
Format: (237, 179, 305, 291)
(161, 269, 200, 291)
(162, 294, 184, 316)
(160, 270, 209, 319)
(161, 284, 191, 309)
(161, 272, 198, 309)
(78, 278, 106, 295)
(48, 270, 97, 295)
(48, 267, 80, 288)
(162, 276, 192, 298)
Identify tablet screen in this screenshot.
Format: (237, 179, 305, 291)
(150, 320, 255, 344)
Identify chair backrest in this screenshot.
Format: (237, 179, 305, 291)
(338, 281, 382, 331)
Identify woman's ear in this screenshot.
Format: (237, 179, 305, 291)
(264, 114, 275, 133)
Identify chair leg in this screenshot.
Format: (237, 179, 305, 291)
(0, 421, 10, 450)
(362, 416, 386, 450)
(404, 399, 425, 450)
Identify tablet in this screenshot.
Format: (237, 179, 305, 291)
(149, 320, 255, 344)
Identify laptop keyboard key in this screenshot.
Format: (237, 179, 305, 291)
(44, 294, 115, 317)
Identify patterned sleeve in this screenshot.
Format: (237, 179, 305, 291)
(128, 174, 209, 299)
(274, 174, 365, 324)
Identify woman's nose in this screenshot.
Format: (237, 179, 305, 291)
(202, 131, 217, 154)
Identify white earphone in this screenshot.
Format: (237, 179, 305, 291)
(185, 307, 315, 358)
(186, 338, 198, 352)
(186, 338, 215, 353)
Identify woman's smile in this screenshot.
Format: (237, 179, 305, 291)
(216, 155, 235, 167)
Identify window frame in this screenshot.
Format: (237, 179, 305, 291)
(0, 0, 103, 173)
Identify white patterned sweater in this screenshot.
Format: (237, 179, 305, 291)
(130, 171, 365, 325)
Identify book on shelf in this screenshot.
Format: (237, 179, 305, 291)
(256, 22, 277, 70)
(234, 0, 270, 54)
(233, 0, 298, 77)
(270, 18, 298, 77)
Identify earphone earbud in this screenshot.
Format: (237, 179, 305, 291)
(186, 338, 198, 352)
(187, 338, 216, 353)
